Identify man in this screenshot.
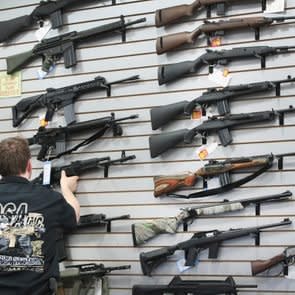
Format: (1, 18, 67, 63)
(0, 136, 80, 294)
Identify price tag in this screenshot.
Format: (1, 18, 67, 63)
(37, 64, 55, 80)
(210, 37, 222, 47)
(208, 67, 231, 87)
(265, 0, 285, 13)
(176, 257, 194, 273)
(35, 21, 52, 41)
(197, 142, 218, 160)
(43, 161, 52, 185)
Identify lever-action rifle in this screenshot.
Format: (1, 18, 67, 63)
(0, 0, 118, 43)
(140, 218, 292, 276)
(157, 16, 295, 54)
(158, 45, 295, 85)
(150, 106, 295, 157)
(13, 75, 139, 127)
(6, 15, 146, 74)
(133, 276, 257, 295)
(32, 150, 135, 185)
(155, 0, 267, 26)
(151, 76, 295, 130)
(132, 191, 293, 246)
(251, 246, 295, 276)
(153, 152, 295, 198)
(27, 113, 138, 161)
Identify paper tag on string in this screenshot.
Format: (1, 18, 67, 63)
(39, 113, 48, 127)
(210, 37, 222, 47)
(37, 64, 55, 79)
(197, 142, 218, 160)
(42, 161, 52, 185)
(0, 72, 21, 97)
(286, 265, 295, 279)
(176, 257, 195, 273)
(265, 0, 285, 13)
(191, 108, 213, 121)
(35, 21, 52, 41)
(209, 67, 231, 87)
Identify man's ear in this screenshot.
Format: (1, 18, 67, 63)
(26, 159, 32, 178)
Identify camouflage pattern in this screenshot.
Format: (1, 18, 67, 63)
(194, 202, 244, 215)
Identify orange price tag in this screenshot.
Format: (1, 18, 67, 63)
(191, 109, 202, 120)
(198, 149, 209, 160)
(210, 37, 222, 47)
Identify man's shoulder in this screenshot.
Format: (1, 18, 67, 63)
(31, 183, 63, 200)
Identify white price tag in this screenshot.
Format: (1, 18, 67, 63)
(265, 0, 285, 13)
(35, 21, 52, 41)
(176, 258, 193, 273)
(208, 67, 231, 87)
(37, 64, 55, 80)
(43, 161, 52, 185)
(286, 265, 295, 279)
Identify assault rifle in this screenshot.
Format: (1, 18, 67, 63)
(158, 46, 295, 85)
(140, 218, 292, 276)
(132, 191, 292, 246)
(155, 0, 267, 26)
(13, 75, 139, 127)
(157, 16, 295, 54)
(251, 246, 295, 276)
(32, 151, 135, 185)
(6, 16, 146, 74)
(153, 152, 295, 198)
(0, 0, 118, 43)
(133, 276, 257, 295)
(59, 263, 131, 295)
(27, 113, 138, 161)
(150, 106, 295, 157)
(151, 76, 295, 130)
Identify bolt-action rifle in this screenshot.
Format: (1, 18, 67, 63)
(6, 15, 146, 74)
(157, 16, 295, 54)
(158, 46, 295, 85)
(32, 150, 135, 185)
(155, 0, 267, 26)
(153, 152, 295, 198)
(140, 218, 292, 276)
(251, 246, 295, 276)
(27, 113, 138, 161)
(133, 276, 257, 295)
(13, 75, 139, 127)
(0, 0, 118, 43)
(151, 76, 295, 130)
(150, 106, 295, 157)
(132, 191, 293, 246)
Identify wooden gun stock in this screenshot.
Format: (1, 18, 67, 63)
(251, 253, 284, 276)
(155, 1, 201, 27)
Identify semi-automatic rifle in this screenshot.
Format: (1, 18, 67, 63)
(150, 106, 295, 157)
(133, 276, 257, 294)
(6, 15, 146, 74)
(27, 113, 138, 161)
(251, 246, 295, 276)
(158, 45, 295, 85)
(151, 76, 295, 130)
(157, 16, 295, 54)
(140, 218, 292, 276)
(13, 75, 139, 127)
(153, 152, 295, 198)
(32, 150, 135, 185)
(0, 0, 118, 43)
(155, 0, 267, 26)
(132, 191, 293, 246)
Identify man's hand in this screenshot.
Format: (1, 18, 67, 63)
(60, 170, 79, 193)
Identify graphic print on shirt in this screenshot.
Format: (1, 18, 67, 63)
(0, 202, 45, 272)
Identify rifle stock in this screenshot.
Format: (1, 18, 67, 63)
(251, 253, 285, 276)
(7, 49, 36, 74)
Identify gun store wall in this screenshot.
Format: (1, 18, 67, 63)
(0, 0, 295, 294)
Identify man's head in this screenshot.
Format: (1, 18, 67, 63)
(0, 137, 32, 179)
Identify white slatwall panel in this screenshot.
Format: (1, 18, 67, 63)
(0, 0, 295, 294)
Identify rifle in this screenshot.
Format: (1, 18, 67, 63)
(157, 16, 295, 54)
(132, 276, 257, 295)
(153, 152, 295, 198)
(27, 113, 138, 161)
(12, 75, 140, 127)
(59, 263, 131, 295)
(151, 76, 295, 130)
(140, 218, 292, 276)
(0, 0, 119, 43)
(31, 150, 135, 185)
(149, 106, 295, 157)
(155, 0, 267, 26)
(132, 191, 293, 246)
(158, 45, 295, 85)
(251, 246, 295, 276)
(6, 15, 146, 74)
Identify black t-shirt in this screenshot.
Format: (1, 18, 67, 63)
(0, 176, 77, 295)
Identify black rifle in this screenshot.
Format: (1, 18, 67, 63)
(0, 0, 118, 43)
(149, 106, 295, 158)
(13, 75, 139, 127)
(151, 76, 295, 130)
(158, 46, 295, 85)
(27, 113, 138, 161)
(140, 218, 292, 276)
(133, 276, 257, 295)
(32, 150, 135, 185)
(6, 15, 146, 74)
